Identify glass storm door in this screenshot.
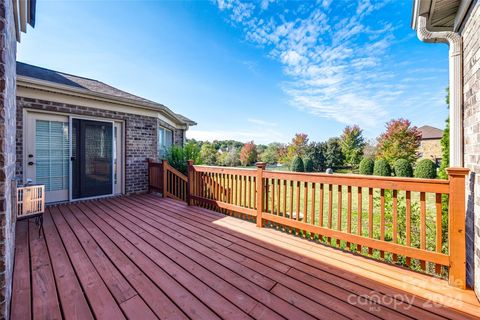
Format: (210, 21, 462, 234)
(25, 113, 70, 203)
(72, 119, 113, 199)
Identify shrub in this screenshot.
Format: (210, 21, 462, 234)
(304, 158, 314, 172)
(414, 159, 437, 179)
(291, 156, 304, 172)
(373, 159, 391, 176)
(394, 159, 413, 177)
(359, 158, 374, 175)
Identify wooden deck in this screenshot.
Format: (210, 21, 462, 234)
(11, 194, 480, 320)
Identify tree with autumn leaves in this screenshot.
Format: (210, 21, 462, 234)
(240, 141, 257, 166)
(376, 119, 421, 165)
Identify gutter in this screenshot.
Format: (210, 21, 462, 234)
(415, 15, 463, 167)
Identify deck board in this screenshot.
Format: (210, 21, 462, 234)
(12, 194, 480, 320)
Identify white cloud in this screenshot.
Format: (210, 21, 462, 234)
(214, 0, 398, 128)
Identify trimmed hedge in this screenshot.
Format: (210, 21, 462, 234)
(359, 158, 374, 175)
(394, 159, 413, 177)
(414, 159, 437, 179)
(304, 158, 314, 172)
(291, 156, 305, 172)
(373, 159, 391, 176)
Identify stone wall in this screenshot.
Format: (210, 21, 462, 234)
(16, 97, 186, 194)
(418, 139, 442, 163)
(0, 0, 17, 318)
(461, 0, 480, 298)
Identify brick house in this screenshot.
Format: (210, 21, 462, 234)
(412, 0, 480, 301)
(16, 62, 195, 203)
(417, 125, 443, 164)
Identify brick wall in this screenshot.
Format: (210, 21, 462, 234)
(461, 0, 480, 299)
(418, 139, 442, 162)
(16, 97, 186, 194)
(0, 0, 17, 318)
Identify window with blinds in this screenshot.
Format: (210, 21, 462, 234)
(35, 120, 69, 192)
(158, 126, 173, 159)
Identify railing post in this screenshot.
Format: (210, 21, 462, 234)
(161, 159, 168, 198)
(447, 167, 469, 289)
(255, 162, 266, 228)
(146, 158, 151, 193)
(187, 160, 194, 206)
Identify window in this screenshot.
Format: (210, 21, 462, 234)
(158, 126, 173, 159)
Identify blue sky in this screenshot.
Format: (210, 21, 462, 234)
(18, 0, 449, 144)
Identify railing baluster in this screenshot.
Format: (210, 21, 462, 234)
(357, 187, 363, 252)
(380, 189, 385, 258)
(328, 184, 333, 243)
(392, 190, 398, 262)
(347, 186, 352, 249)
(282, 180, 287, 218)
(319, 183, 324, 229)
(337, 185, 342, 246)
(420, 192, 426, 270)
(406, 190, 411, 266)
(311, 183, 316, 226)
(435, 193, 442, 274)
(303, 182, 308, 224)
(368, 187, 373, 255)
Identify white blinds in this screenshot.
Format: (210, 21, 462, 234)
(35, 120, 69, 191)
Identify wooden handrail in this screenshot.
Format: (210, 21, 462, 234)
(149, 159, 469, 288)
(147, 159, 188, 202)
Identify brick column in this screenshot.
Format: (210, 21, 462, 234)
(0, 0, 18, 318)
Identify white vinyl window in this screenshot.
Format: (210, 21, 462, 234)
(158, 126, 173, 159)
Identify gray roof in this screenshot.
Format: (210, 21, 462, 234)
(418, 125, 443, 140)
(17, 62, 196, 125)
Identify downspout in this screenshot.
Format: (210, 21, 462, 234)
(416, 15, 463, 167)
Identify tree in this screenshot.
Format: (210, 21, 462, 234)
(340, 125, 366, 167)
(291, 156, 304, 172)
(376, 119, 421, 165)
(200, 143, 217, 165)
(184, 141, 202, 165)
(261, 143, 282, 164)
(165, 142, 202, 174)
(240, 141, 257, 166)
(304, 158, 314, 172)
(305, 142, 326, 172)
(286, 133, 309, 163)
(439, 88, 450, 179)
(325, 138, 343, 168)
(223, 148, 241, 167)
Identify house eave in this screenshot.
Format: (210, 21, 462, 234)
(17, 75, 196, 127)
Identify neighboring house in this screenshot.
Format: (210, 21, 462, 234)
(16, 62, 196, 203)
(412, 0, 480, 300)
(417, 125, 443, 164)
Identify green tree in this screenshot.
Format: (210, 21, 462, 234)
(184, 141, 202, 165)
(261, 143, 283, 164)
(305, 142, 326, 172)
(220, 148, 241, 167)
(304, 158, 314, 172)
(438, 88, 450, 179)
(240, 141, 257, 166)
(340, 125, 366, 167)
(325, 138, 343, 168)
(291, 156, 304, 172)
(200, 143, 218, 165)
(376, 118, 421, 165)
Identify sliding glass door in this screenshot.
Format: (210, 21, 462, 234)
(71, 119, 113, 199)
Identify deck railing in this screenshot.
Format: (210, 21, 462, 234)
(147, 159, 188, 202)
(149, 159, 469, 289)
